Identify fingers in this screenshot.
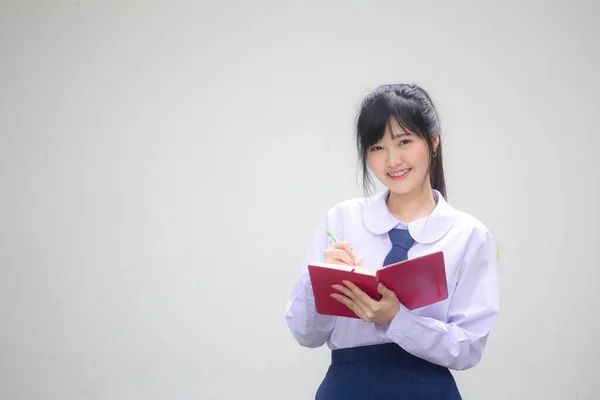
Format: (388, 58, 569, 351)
(324, 248, 354, 265)
(332, 282, 401, 324)
(340, 281, 379, 309)
(330, 292, 365, 319)
(324, 241, 359, 266)
(333, 242, 356, 259)
(331, 281, 378, 319)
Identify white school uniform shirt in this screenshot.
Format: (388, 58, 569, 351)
(285, 189, 499, 371)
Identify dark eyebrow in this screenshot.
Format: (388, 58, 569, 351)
(391, 132, 412, 139)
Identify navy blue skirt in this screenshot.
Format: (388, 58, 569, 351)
(315, 343, 461, 400)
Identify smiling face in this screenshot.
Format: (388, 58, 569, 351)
(356, 83, 446, 199)
(367, 118, 439, 196)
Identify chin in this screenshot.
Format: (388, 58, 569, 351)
(388, 186, 414, 196)
(383, 175, 425, 196)
(384, 181, 414, 196)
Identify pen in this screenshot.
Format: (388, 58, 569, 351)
(326, 229, 339, 244)
(327, 229, 359, 265)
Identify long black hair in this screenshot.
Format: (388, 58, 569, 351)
(355, 83, 446, 199)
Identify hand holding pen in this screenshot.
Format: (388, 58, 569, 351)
(324, 229, 364, 267)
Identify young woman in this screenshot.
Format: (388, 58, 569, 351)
(285, 83, 499, 399)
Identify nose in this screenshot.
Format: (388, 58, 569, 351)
(386, 148, 402, 168)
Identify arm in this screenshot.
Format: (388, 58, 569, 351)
(285, 216, 336, 348)
(383, 229, 500, 370)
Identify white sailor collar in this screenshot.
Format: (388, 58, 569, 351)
(363, 189, 458, 244)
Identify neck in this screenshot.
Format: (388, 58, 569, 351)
(386, 183, 436, 223)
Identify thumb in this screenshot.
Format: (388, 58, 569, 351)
(377, 283, 395, 298)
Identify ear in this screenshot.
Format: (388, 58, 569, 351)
(432, 135, 440, 152)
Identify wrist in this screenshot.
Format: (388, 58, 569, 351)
(383, 303, 401, 325)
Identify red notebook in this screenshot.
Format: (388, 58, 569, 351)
(307, 251, 448, 319)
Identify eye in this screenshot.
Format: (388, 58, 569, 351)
(369, 145, 383, 152)
(398, 139, 412, 146)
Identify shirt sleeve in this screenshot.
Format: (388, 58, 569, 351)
(285, 215, 337, 348)
(381, 227, 500, 370)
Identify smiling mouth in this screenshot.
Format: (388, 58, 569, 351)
(387, 168, 411, 180)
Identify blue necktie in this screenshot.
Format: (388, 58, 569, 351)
(383, 228, 415, 266)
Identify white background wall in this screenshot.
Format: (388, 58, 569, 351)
(1, 1, 598, 399)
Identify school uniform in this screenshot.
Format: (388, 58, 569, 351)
(285, 189, 499, 399)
